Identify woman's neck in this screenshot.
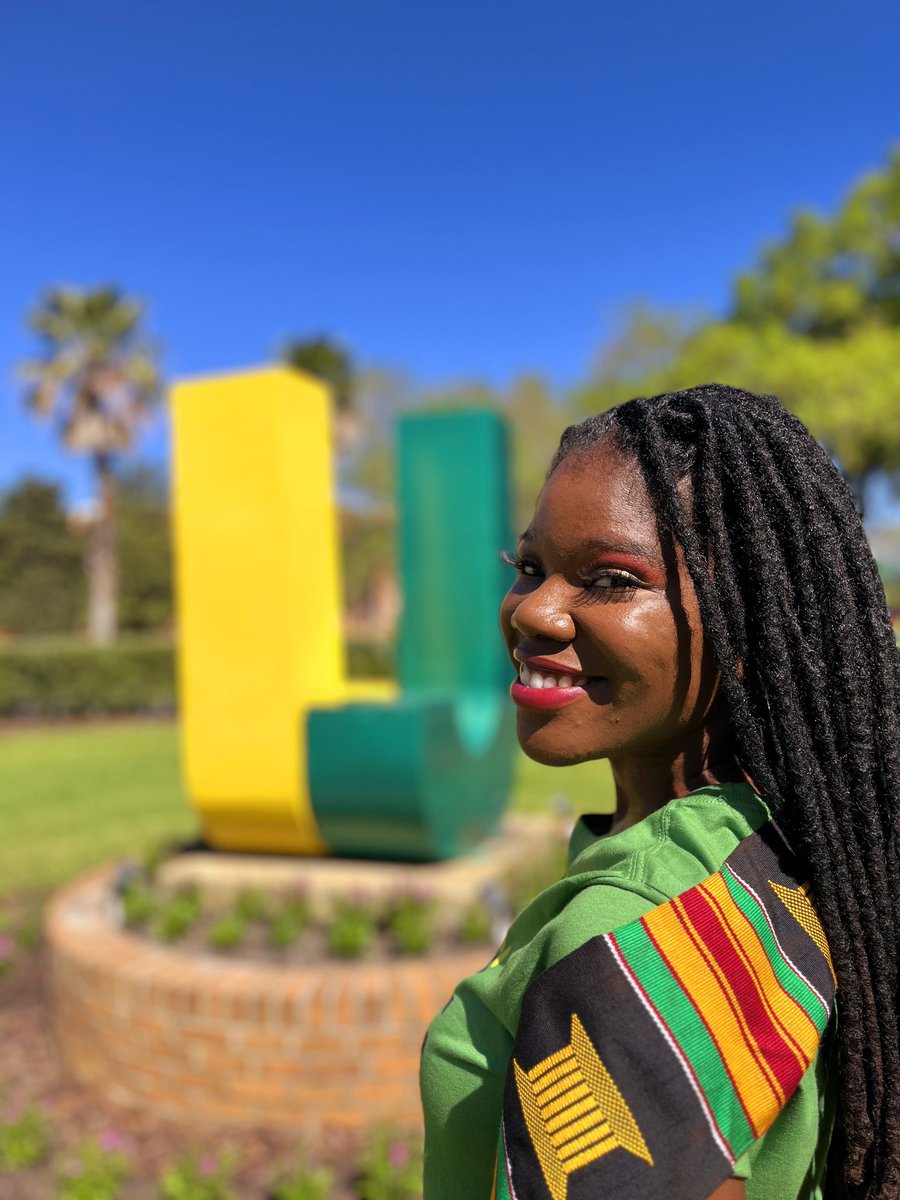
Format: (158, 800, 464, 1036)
(608, 729, 745, 834)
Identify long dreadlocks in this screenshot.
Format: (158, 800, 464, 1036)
(550, 383, 900, 1199)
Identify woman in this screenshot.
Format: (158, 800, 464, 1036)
(420, 384, 900, 1200)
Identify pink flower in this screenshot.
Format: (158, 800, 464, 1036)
(199, 1153, 218, 1177)
(0, 934, 14, 960)
(388, 1140, 410, 1168)
(98, 1129, 127, 1152)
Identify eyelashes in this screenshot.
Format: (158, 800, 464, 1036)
(500, 550, 642, 603)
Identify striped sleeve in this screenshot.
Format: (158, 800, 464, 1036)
(492, 821, 836, 1200)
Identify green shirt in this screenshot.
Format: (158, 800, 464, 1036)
(420, 783, 835, 1199)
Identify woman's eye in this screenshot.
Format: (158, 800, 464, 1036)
(589, 570, 639, 589)
(500, 550, 543, 578)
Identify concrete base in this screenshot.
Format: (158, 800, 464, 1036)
(158, 814, 564, 932)
(47, 816, 565, 1131)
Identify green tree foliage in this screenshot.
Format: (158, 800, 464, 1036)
(578, 314, 900, 517)
(502, 373, 572, 533)
(116, 464, 173, 632)
(341, 509, 394, 616)
(576, 150, 900, 517)
(281, 334, 354, 413)
(19, 285, 162, 644)
(663, 322, 900, 512)
(0, 478, 83, 634)
(734, 147, 900, 337)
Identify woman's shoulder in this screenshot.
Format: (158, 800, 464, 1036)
(497, 808, 836, 1199)
(546, 782, 771, 963)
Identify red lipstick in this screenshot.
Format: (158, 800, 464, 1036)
(509, 679, 587, 710)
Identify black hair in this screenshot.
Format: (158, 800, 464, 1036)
(551, 384, 900, 1199)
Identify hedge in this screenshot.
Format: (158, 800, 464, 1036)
(0, 637, 395, 718)
(0, 637, 177, 718)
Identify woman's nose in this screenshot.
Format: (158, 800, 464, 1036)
(510, 581, 576, 641)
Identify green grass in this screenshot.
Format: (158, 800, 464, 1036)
(512, 752, 615, 818)
(0, 721, 615, 899)
(0, 722, 195, 897)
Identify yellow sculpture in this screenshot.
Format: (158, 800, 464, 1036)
(171, 366, 391, 854)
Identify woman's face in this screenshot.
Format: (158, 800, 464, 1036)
(499, 441, 722, 769)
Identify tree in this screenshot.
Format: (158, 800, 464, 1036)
(0, 478, 84, 635)
(281, 335, 354, 411)
(658, 321, 900, 516)
(502, 374, 574, 533)
(733, 147, 900, 337)
(578, 312, 900, 517)
(19, 286, 162, 644)
(116, 464, 173, 633)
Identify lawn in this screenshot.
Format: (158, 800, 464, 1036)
(0, 720, 615, 898)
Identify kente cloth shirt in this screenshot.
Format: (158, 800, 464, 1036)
(419, 783, 836, 1200)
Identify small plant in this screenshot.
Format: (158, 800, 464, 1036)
(326, 897, 375, 959)
(160, 1150, 238, 1199)
(269, 1152, 335, 1200)
(58, 1137, 129, 1200)
(143, 838, 178, 882)
(208, 913, 248, 952)
(267, 906, 307, 950)
(386, 894, 433, 956)
(155, 889, 202, 943)
(122, 882, 155, 928)
(0, 1104, 51, 1169)
(356, 1128, 423, 1200)
(0, 933, 13, 980)
(234, 888, 268, 922)
(458, 901, 493, 945)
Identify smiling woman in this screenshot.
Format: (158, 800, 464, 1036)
(419, 384, 900, 1200)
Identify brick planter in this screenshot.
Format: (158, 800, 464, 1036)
(47, 866, 488, 1129)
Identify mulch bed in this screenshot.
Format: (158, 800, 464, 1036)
(0, 909, 397, 1199)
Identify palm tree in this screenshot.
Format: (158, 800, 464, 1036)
(20, 285, 162, 645)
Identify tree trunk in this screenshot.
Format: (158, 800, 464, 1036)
(86, 455, 118, 645)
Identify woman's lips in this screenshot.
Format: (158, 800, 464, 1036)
(510, 679, 588, 709)
(509, 671, 609, 710)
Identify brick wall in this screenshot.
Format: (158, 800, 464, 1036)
(47, 867, 489, 1129)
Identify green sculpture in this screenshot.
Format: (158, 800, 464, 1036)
(309, 409, 516, 860)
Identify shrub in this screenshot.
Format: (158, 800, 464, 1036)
(0, 1105, 51, 1169)
(58, 1138, 129, 1200)
(386, 894, 433, 956)
(356, 1128, 423, 1200)
(208, 914, 248, 952)
(458, 901, 493, 945)
(121, 882, 154, 928)
(267, 897, 309, 950)
(0, 636, 176, 718)
(269, 1154, 335, 1200)
(160, 1151, 237, 1199)
(155, 889, 202, 943)
(234, 889, 268, 922)
(327, 897, 375, 959)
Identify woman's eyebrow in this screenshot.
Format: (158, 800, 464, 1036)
(519, 529, 663, 569)
(580, 538, 664, 568)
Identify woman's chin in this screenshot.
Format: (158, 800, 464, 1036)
(516, 722, 605, 768)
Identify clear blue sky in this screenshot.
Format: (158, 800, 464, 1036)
(3, 0, 899, 511)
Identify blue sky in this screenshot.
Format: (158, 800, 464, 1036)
(3, 0, 899, 513)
